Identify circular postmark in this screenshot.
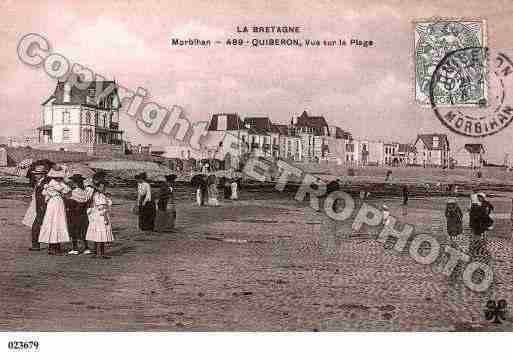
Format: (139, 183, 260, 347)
(430, 47, 513, 137)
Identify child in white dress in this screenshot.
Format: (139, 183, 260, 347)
(85, 181, 114, 259)
(38, 168, 71, 255)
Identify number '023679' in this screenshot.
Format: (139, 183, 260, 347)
(7, 341, 39, 350)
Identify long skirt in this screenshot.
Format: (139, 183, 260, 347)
(139, 200, 156, 231)
(154, 205, 176, 232)
(39, 197, 70, 244)
(196, 188, 202, 206)
(86, 209, 114, 243)
(68, 212, 89, 242)
(208, 185, 219, 206)
(230, 182, 238, 200)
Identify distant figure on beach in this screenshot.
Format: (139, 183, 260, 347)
(469, 191, 493, 261)
(85, 180, 114, 259)
(154, 174, 177, 233)
(135, 172, 156, 232)
(445, 198, 463, 241)
(39, 167, 72, 255)
(230, 176, 239, 200)
(402, 185, 409, 216)
(207, 174, 219, 206)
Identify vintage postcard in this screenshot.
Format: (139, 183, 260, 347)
(2, 0, 513, 356)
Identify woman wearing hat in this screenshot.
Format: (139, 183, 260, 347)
(38, 167, 72, 255)
(154, 174, 177, 232)
(445, 198, 463, 241)
(135, 172, 156, 231)
(22, 164, 52, 251)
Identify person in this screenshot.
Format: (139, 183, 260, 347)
(445, 198, 463, 241)
(38, 167, 72, 255)
(230, 176, 239, 200)
(207, 173, 219, 206)
(154, 174, 177, 232)
(23, 164, 51, 251)
(135, 172, 156, 231)
(222, 176, 232, 199)
(402, 185, 409, 216)
(382, 204, 391, 226)
(65, 174, 94, 255)
(469, 192, 491, 262)
(478, 192, 494, 232)
(85, 180, 114, 259)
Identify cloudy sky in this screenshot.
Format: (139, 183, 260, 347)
(1, 0, 513, 162)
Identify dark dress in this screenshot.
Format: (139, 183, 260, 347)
(445, 204, 463, 237)
(138, 182, 156, 231)
(154, 183, 176, 232)
(32, 178, 50, 249)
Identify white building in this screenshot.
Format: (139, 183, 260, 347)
(412, 134, 450, 167)
(38, 77, 123, 153)
(453, 144, 485, 168)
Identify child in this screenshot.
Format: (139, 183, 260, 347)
(445, 198, 463, 241)
(85, 180, 114, 259)
(38, 168, 72, 255)
(230, 176, 239, 200)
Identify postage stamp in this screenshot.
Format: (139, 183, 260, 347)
(414, 19, 487, 106)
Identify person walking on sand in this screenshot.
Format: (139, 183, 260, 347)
(85, 180, 114, 259)
(23, 164, 51, 251)
(445, 198, 463, 241)
(135, 172, 156, 232)
(65, 174, 94, 255)
(207, 173, 219, 206)
(38, 167, 72, 255)
(230, 175, 239, 200)
(154, 174, 177, 232)
(402, 185, 409, 216)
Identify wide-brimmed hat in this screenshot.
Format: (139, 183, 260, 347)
(135, 172, 147, 180)
(477, 192, 486, 199)
(92, 171, 106, 182)
(68, 173, 85, 183)
(447, 197, 456, 203)
(47, 168, 66, 178)
(31, 164, 49, 175)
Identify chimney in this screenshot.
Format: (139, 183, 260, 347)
(63, 81, 72, 103)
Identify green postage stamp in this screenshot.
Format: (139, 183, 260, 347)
(414, 19, 487, 106)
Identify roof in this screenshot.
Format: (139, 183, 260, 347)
(208, 113, 244, 131)
(296, 111, 329, 130)
(45, 76, 120, 108)
(464, 143, 485, 153)
(243, 117, 272, 132)
(398, 143, 414, 153)
(416, 134, 449, 150)
(273, 124, 289, 136)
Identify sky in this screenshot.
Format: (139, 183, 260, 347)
(1, 0, 513, 162)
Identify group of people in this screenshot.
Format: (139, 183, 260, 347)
(23, 164, 114, 258)
(194, 170, 241, 207)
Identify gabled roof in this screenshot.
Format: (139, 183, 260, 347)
(208, 113, 244, 131)
(415, 134, 449, 150)
(296, 111, 329, 130)
(464, 143, 485, 153)
(243, 117, 272, 132)
(47, 76, 120, 107)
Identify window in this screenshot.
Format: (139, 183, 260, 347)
(63, 128, 70, 141)
(63, 111, 70, 124)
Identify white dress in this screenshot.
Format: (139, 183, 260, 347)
(86, 192, 114, 243)
(38, 180, 71, 244)
(230, 181, 238, 200)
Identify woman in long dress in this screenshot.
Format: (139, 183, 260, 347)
(85, 181, 114, 259)
(154, 174, 177, 232)
(207, 174, 219, 206)
(445, 198, 463, 241)
(135, 172, 156, 231)
(230, 177, 238, 200)
(38, 168, 72, 255)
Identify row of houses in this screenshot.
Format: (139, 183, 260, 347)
(26, 78, 486, 169)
